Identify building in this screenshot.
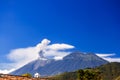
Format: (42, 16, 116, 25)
(34, 72, 41, 78)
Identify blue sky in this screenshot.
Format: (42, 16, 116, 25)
(0, 0, 120, 72)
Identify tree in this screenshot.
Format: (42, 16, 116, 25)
(22, 73, 32, 78)
(77, 69, 102, 80)
(77, 69, 84, 80)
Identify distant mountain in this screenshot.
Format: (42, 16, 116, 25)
(11, 51, 108, 76)
(49, 62, 120, 80)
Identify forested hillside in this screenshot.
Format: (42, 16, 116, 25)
(48, 62, 120, 80)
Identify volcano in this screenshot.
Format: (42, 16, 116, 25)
(11, 51, 108, 76)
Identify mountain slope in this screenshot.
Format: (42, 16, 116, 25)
(98, 62, 120, 80)
(11, 52, 108, 76)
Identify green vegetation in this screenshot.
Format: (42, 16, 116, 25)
(21, 73, 32, 78)
(49, 72, 77, 80)
(98, 62, 120, 80)
(77, 69, 102, 80)
(48, 62, 120, 80)
(49, 69, 102, 80)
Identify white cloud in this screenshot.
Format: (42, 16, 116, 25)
(96, 53, 115, 57)
(44, 50, 71, 60)
(7, 47, 38, 68)
(0, 38, 74, 74)
(0, 69, 15, 74)
(47, 43, 74, 50)
(102, 57, 120, 62)
(54, 56, 63, 60)
(96, 53, 120, 62)
(8, 47, 37, 62)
